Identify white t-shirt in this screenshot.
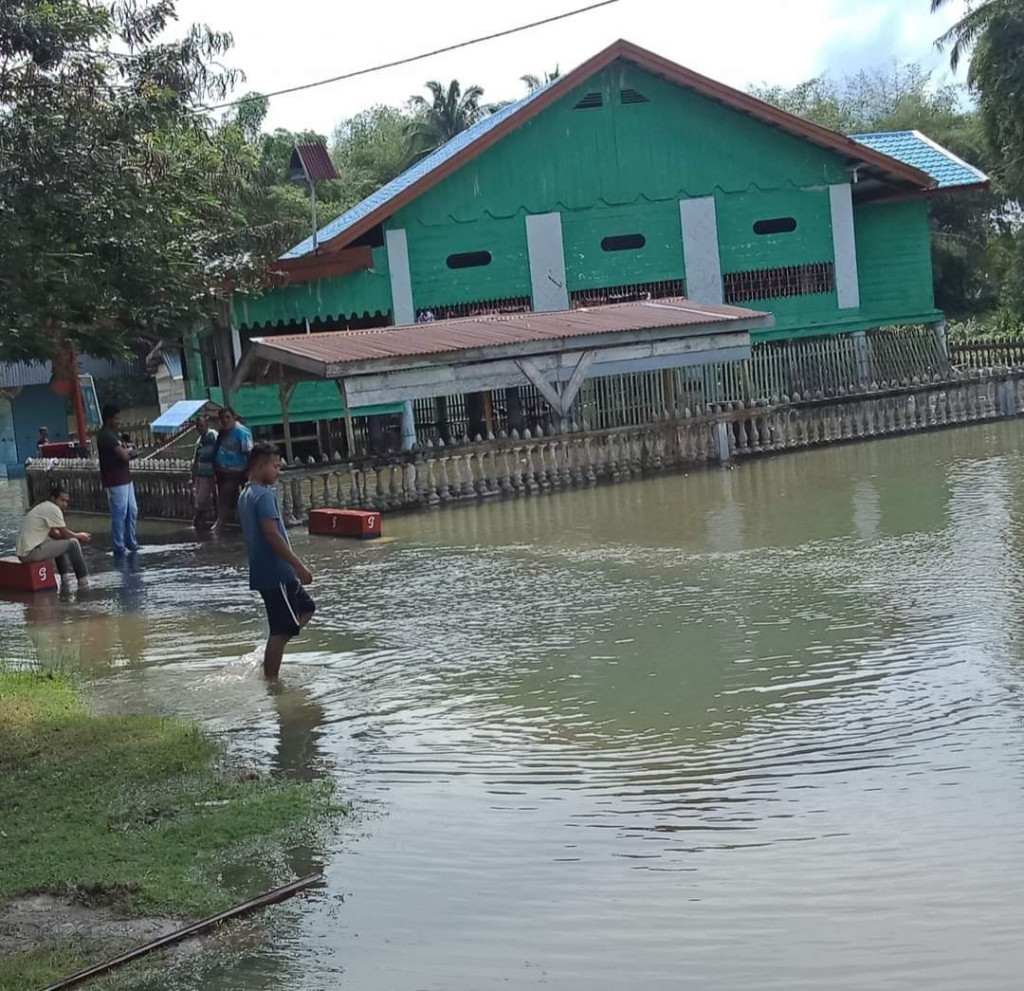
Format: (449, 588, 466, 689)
(16, 500, 65, 558)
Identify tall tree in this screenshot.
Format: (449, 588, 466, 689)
(0, 0, 288, 362)
(931, 0, 1011, 70)
(332, 105, 416, 205)
(407, 79, 490, 159)
(521, 67, 561, 92)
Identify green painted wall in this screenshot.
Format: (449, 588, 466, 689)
(207, 382, 402, 425)
(395, 63, 849, 227)
(562, 201, 686, 292)
(409, 215, 531, 309)
(234, 244, 393, 330)
(856, 198, 939, 326)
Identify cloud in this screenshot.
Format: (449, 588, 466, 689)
(815, 0, 968, 81)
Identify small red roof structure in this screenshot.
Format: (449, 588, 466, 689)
(288, 142, 340, 184)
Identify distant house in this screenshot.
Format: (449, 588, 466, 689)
(0, 354, 145, 477)
(190, 39, 987, 442)
(145, 344, 187, 413)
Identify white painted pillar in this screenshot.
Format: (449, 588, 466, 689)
(385, 228, 415, 325)
(525, 213, 569, 312)
(680, 197, 724, 305)
(829, 184, 861, 310)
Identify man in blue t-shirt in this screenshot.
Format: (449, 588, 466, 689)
(213, 407, 253, 533)
(238, 442, 315, 678)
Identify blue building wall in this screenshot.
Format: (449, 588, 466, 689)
(10, 385, 68, 466)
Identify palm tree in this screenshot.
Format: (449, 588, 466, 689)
(932, 0, 1014, 71)
(408, 80, 490, 159)
(521, 67, 561, 92)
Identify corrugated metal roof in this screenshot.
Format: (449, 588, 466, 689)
(851, 130, 989, 189)
(292, 142, 341, 183)
(0, 355, 143, 389)
(280, 85, 551, 260)
(251, 298, 768, 370)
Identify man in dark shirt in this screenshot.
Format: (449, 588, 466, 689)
(97, 404, 138, 555)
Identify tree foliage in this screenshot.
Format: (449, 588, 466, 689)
(522, 67, 561, 92)
(0, 0, 292, 361)
(407, 79, 491, 160)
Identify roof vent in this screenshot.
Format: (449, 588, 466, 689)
(574, 92, 603, 110)
(620, 88, 650, 105)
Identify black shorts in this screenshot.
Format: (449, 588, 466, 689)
(259, 581, 315, 638)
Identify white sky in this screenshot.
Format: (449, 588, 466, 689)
(175, 0, 970, 135)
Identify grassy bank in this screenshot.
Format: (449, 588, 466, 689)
(0, 667, 340, 990)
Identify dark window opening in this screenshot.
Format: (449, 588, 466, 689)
(620, 88, 650, 105)
(570, 278, 686, 308)
(723, 263, 834, 304)
(201, 337, 220, 389)
(417, 296, 531, 321)
(601, 233, 646, 252)
(351, 223, 385, 249)
(574, 92, 603, 110)
(446, 250, 492, 270)
(753, 217, 798, 236)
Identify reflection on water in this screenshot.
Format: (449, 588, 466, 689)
(4, 423, 1024, 989)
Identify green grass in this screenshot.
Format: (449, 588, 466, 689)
(0, 668, 343, 990)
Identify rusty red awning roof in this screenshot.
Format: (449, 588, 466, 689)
(244, 298, 770, 373)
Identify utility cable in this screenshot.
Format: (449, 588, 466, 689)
(202, 0, 620, 111)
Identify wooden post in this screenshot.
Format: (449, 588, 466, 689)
(278, 378, 296, 462)
(67, 343, 89, 454)
(336, 379, 357, 458)
(482, 391, 495, 437)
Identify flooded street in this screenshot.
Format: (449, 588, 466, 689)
(5, 423, 1024, 989)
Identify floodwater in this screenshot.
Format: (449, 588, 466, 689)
(4, 422, 1024, 990)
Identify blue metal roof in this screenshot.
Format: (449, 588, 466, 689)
(851, 130, 988, 189)
(281, 85, 553, 260)
(151, 399, 212, 434)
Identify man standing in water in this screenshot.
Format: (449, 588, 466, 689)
(238, 443, 315, 678)
(97, 404, 138, 555)
(213, 407, 253, 532)
(191, 414, 218, 531)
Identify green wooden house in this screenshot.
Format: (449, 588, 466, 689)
(188, 40, 987, 447)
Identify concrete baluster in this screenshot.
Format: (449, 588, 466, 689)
(535, 444, 552, 492)
(289, 475, 305, 522)
(508, 448, 523, 494)
(438, 458, 452, 502)
(499, 449, 514, 496)
(524, 445, 540, 494)
(487, 448, 503, 495)
(607, 434, 620, 481)
(583, 437, 597, 485)
(424, 460, 440, 508)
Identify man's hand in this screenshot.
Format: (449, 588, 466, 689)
(295, 563, 313, 586)
(76, 532, 92, 543)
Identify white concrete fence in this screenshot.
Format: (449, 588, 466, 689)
(26, 367, 1024, 524)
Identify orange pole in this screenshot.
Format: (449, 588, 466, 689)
(68, 343, 89, 455)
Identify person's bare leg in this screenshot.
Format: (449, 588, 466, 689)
(263, 634, 290, 679)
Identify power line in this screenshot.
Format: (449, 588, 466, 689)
(203, 0, 621, 112)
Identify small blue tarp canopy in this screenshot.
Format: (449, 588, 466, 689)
(151, 399, 218, 435)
